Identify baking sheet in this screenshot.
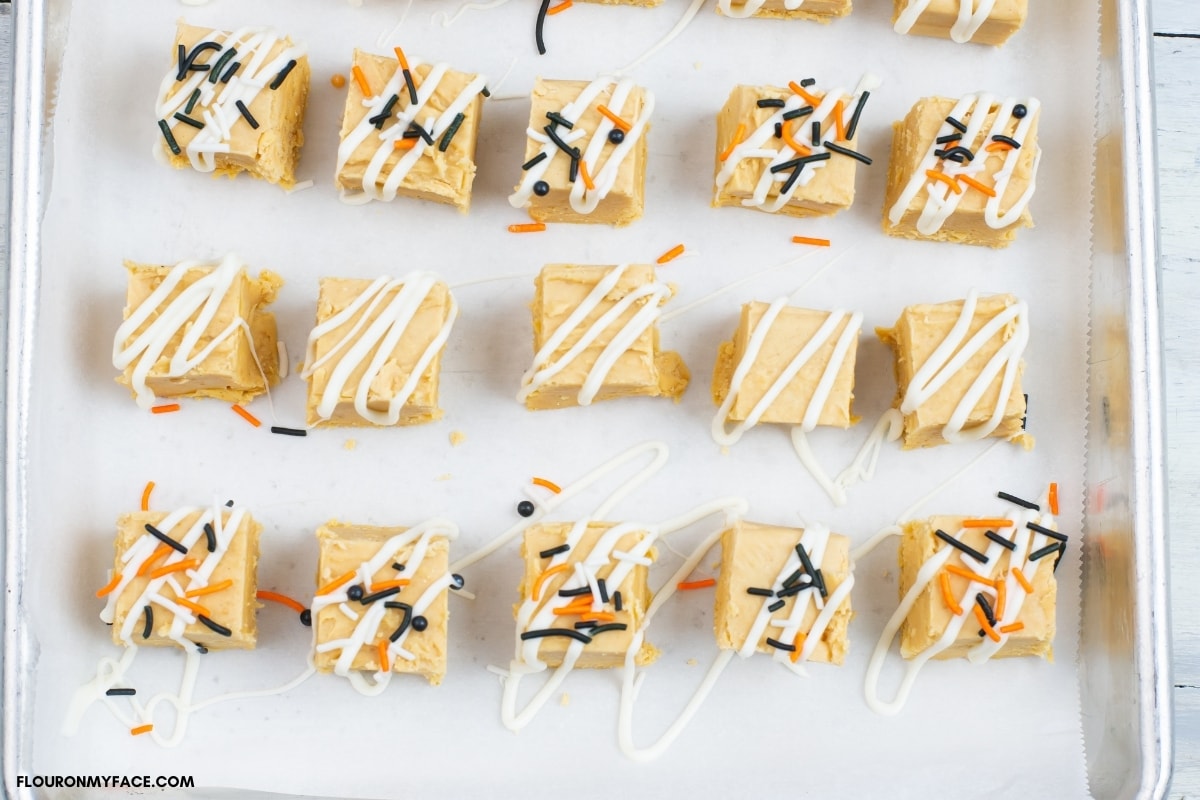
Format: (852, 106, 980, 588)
(21, 0, 1098, 796)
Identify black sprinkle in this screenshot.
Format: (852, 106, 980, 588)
(589, 623, 628, 636)
(597, 578, 610, 604)
(194, 643, 209, 655)
(824, 140, 873, 165)
(299, 609, 312, 626)
(270, 59, 297, 91)
(747, 587, 774, 597)
(998, 491, 1040, 511)
(392, 562, 406, 572)
(780, 163, 809, 195)
(545, 124, 580, 159)
(387, 602, 413, 641)
(1028, 543, 1061, 562)
(535, 0, 551, 55)
(220, 62, 241, 84)
(106, 688, 136, 697)
(522, 152, 548, 171)
(811, 120, 821, 143)
(1013, 104, 1028, 119)
(406, 123, 433, 145)
(774, 122, 783, 139)
(975, 593, 997, 626)
(613, 591, 623, 612)
(1053, 548, 1065, 572)
(985, 531, 1017, 551)
(270, 426, 306, 437)
(235, 100, 259, 130)
(517, 500, 536, 518)
(539, 543, 570, 559)
(936, 133, 963, 145)
(411, 615, 428, 632)
(402, 68, 419, 105)
(173, 113, 205, 130)
(766, 637, 796, 652)
(533, 180, 551, 197)
(782, 569, 803, 588)
(608, 128, 625, 145)
(1022, 393, 1029, 430)
(368, 95, 399, 129)
(209, 48, 237, 85)
(546, 111, 574, 130)
(225, 500, 234, 508)
(574, 621, 598, 630)
(934, 529, 989, 564)
(771, 151, 832, 175)
(946, 116, 968, 133)
(176, 44, 188, 80)
(451, 574, 465, 590)
(142, 606, 154, 639)
(145, 523, 188, 554)
(568, 157, 579, 183)
(203, 523, 216, 553)
(794, 542, 818, 579)
(198, 615, 233, 637)
(184, 89, 201, 115)
(813, 569, 828, 598)
(347, 585, 365, 602)
(158, 120, 181, 156)
(782, 105, 813, 122)
(1027, 522, 1067, 542)
(183, 42, 221, 76)
(937, 145, 974, 163)
(558, 586, 591, 598)
(521, 627, 591, 643)
(359, 586, 401, 605)
(767, 599, 786, 613)
(776, 583, 811, 598)
(757, 98, 786, 108)
(800, 78, 816, 88)
(188, 63, 211, 74)
(991, 134, 1022, 149)
(844, 90, 870, 141)
(481, 86, 491, 98)
(438, 113, 466, 152)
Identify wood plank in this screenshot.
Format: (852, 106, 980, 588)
(1154, 0, 1196, 34)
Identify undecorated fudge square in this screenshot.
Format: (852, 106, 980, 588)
(335, 49, 484, 211)
(893, 0, 1028, 45)
(314, 522, 451, 684)
(712, 302, 859, 428)
(305, 277, 453, 427)
(899, 516, 1056, 660)
(714, 521, 852, 663)
(110, 509, 261, 650)
(718, 0, 851, 20)
(517, 522, 658, 669)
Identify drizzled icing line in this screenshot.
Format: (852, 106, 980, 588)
(509, 77, 654, 215)
(335, 53, 487, 204)
(715, 74, 880, 213)
(887, 93, 1041, 234)
(301, 272, 458, 426)
(894, 0, 999, 43)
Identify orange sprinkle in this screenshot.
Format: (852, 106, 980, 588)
(833, 100, 847, 141)
(151, 404, 181, 415)
(149, 558, 199, 580)
(596, 103, 631, 132)
(95, 573, 123, 599)
(231, 404, 261, 428)
(1012, 567, 1034, 594)
(999, 621, 1025, 634)
(677, 578, 716, 591)
(316, 570, 356, 596)
(995, 579, 1007, 619)
(939, 572, 963, 615)
(393, 46, 411, 71)
(377, 639, 390, 672)
(788, 81, 823, 106)
(175, 597, 211, 618)
(789, 631, 807, 663)
(962, 518, 1014, 529)
(352, 65, 372, 97)
(656, 244, 685, 265)
(1049, 482, 1060, 516)
(532, 563, 570, 601)
(926, 169, 962, 194)
(719, 123, 746, 162)
(256, 590, 306, 613)
(509, 222, 546, 234)
(186, 579, 233, 598)
(579, 160, 596, 191)
(791, 236, 831, 247)
(394, 138, 417, 151)
(944, 563, 997, 587)
(331, 73, 347, 89)
(780, 119, 812, 157)
(546, 0, 573, 13)
(974, 604, 1001, 643)
(137, 545, 171, 577)
(140, 481, 155, 512)
(957, 174, 997, 197)
(130, 724, 154, 736)
(552, 597, 594, 615)
(580, 611, 616, 623)
(369, 579, 411, 592)
(531, 477, 562, 494)
(986, 140, 1016, 153)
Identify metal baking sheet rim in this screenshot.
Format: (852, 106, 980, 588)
(0, 0, 1172, 797)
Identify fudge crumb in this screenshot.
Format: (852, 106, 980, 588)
(687, 658, 698, 667)
(449, 431, 467, 447)
(560, 693, 570, 707)
(436, 473, 452, 482)
(343, 439, 357, 451)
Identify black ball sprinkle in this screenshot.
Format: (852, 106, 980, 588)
(517, 500, 535, 518)
(608, 128, 625, 145)
(347, 585, 364, 601)
(533, 180, 551, 197)
(451, 574, 465, 590)
(300, 609, 312, 627)
(1013, 104, 1028, 119)
(412, 615, 429, 632)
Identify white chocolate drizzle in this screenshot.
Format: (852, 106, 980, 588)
(715, 74, 880, 213)
(518, 264, 672, 406)
(894, 0, 999, 43)
(509, 77, 654, 215)
(887, 93, 1041, 235)
(334, 55, 487, 204)
(300, 272, 458, 425)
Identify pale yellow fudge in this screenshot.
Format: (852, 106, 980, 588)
(335, 49, 485, 211)
(517, 522, 658, 669)
(304, 276, 454, 427)
(314, 522, 452, 684)
(714, 521, 852, 664)
(158, 23, 310, 187)
(511, 78, 650, 226)
(110, 509, 261, 650)
(712, 302, 859, 428)
(523, 264, 688, 410)
(877, 294, 1030, 449)
(883, 95, 1040, 248)
(116, 260, 282, 405)
(893, 0, 1027, 46)
(899, 516, 1056, 660)
(716, 0, 851, 20)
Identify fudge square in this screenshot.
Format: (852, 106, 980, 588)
(510, 77, 652, 226)
(714, 521, 852, 663)
(303, 275, 455, 427)
(877, 293, 1029, 449)
(156, 23, 310, 187)
(517, 522, 659, 669)
(521, 264, 689, 410)
(883, 94, 1040, 248)
(716, 0, 851, 21)
(712, 302, 859, 428)
(899, 516, 1056, 660)
(106, 508, 261, 650)
(893, 0, 1028, 46)
(313, 522, 453, 684)
(335, 49, 486, 210)
(114, 257, 283, 409)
